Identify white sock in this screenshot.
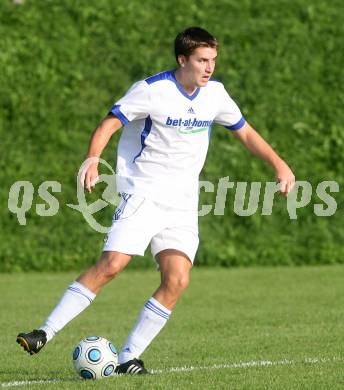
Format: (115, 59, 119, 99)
(39, 281, 96, 342)
(118, 297, 171, 364)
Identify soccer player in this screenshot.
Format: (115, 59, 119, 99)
(17, 27, 295, 374)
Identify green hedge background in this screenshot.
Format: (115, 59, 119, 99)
(1, 0, 343, 271)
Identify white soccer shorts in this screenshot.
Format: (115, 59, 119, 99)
(103, 193, 199, 264)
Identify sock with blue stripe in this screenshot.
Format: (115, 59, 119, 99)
(39, 281, 96, 342)
(118, 297, 171, 364)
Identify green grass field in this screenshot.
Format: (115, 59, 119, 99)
(1, 266, 344, 389)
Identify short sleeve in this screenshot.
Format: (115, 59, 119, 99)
(109, 81, 150, 125)
(214, 84, 246, 131)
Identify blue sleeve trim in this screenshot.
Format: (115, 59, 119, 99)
(110, 104, 129, 125)
(145, 71, 171, 85)
(224, 116, 246, 131)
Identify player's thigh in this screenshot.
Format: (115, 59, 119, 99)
(76, 251, 132, 291)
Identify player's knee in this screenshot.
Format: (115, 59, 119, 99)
(106, 261, 121, 278)
(101, 254, 123, 278)
(165, 273, 189, 294)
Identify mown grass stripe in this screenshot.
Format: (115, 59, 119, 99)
(1, 356, 341, 387)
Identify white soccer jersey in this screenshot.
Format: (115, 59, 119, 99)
(110, 70, 245, 210)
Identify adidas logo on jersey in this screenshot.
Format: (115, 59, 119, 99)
(187, 107, 195, 114)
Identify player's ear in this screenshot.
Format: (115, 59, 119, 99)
(178, 54, 187, 67)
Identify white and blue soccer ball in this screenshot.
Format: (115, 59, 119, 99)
(72, 336, 118, 380)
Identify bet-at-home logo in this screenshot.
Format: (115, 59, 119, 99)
(165, 116, 213, 134)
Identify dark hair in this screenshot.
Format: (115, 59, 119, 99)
(174, 27, 218, 63)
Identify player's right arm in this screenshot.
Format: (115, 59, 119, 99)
(81, 80, 151, 192)
(81, 114, 123, 192)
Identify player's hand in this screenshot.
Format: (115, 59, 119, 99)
(275, 161, 295, 197)
(80, 158, 99, 193)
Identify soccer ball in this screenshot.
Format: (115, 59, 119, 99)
(72, 336, 118, 380)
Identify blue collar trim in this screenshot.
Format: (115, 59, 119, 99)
(169, 70, 200, 101)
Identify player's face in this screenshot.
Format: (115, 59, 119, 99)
(180, 47, 217, 87)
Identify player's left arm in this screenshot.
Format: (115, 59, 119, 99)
(232, 121, 295, 196)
